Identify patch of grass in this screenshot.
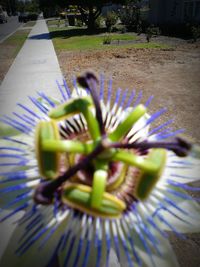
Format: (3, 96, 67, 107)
(49, 27, 170, 51)
(0, 30, 30, 82)
(47, 19, 66, 26)
(50, 27, 138, 51)
(53, 34, 137, 50)
(130, 42, 170, 49)
(4, 30, 30, 56)
(23, 21, 36, 27)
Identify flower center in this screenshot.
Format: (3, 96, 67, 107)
(33, 72, 192, 219)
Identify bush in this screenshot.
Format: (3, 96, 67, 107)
(191, 25, 200, 42)
(146, 25, 160, 42)
(28, 13, 38, 21)
(94, 15, 104, 29)
(103, 33, 112, 45)
(121, 25, 127, 33)
(67, 14, 75, 26)
(105, 12, 118, 32)
(119, 5, 140, 31)
(111, 24, 127, 33)
(76, 19, 83, 27)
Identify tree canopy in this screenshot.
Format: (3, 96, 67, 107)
(39, 0, 142, 30)
(67, 1, 126, 30)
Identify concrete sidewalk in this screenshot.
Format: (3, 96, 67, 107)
(0, 18, 63, 116)
(0, 17, 63, 259)
(0, 18, 120, 267)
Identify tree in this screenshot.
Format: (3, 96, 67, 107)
(16, 0, 40, 13)
(40, 0, 124, 30)
(119, 0, 142, 31)
(39, 0, 64, 17)
(1, 0, 17, 14)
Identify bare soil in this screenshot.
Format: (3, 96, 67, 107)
(0, 45, 15, 84)
(57, 38, 200, 267)
(58, 38, 200, 144)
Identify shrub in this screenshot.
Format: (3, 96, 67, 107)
(191, 25, 200, 42)
(94, 15, 104, 29)
(111, 24, 127, 33)
(119, 5, 140, 31)
(103, 33, 112, 45)
(76, 19, 83, 27)
(146, 25, 160, 42)
(105, 12, 118, 32)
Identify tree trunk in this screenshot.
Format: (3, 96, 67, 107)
(78, 5, 101, 31)
(87, 5, 95, 31)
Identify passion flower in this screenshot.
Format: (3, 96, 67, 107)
(0, 72, 199, 267)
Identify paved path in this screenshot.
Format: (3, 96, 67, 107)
(0, 18, 121, 266)
(0, 17, 63, 259)
(0, 17, 63, 116)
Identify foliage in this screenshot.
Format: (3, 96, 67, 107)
(39, 0, 63, 17)
(191, 25, 200, 42)
(76, 18, 83, 27)
(146, 25, 160, 42)
(94, 15, 104, 29)
(103, 33, 112, 44)
(111, 24, 127, 33)
(40, 0, 125, 30)
(105, 11, 118, 32)
(119, 0, 141, 31)
(16, 0, 39, 13)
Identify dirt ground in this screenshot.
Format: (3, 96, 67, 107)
(57, 38, 200, 267)
(58, 37, 200, 145)
(0, 45, 15, 84)
(0, 32, 199, 266)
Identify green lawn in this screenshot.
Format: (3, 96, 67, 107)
(49, 27, 139, 51)
(47, 19, 66, 26)
(130, 42, 170, 49)
(3, 30, 30, 56)
(49, 27, 170, 51)
(23, 20, 36, 27)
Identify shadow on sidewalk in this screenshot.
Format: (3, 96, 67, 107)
(29, 33, 50, 40)
(29, 28, 108, 40)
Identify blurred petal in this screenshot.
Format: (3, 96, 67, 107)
(0, 206, 66, 267)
